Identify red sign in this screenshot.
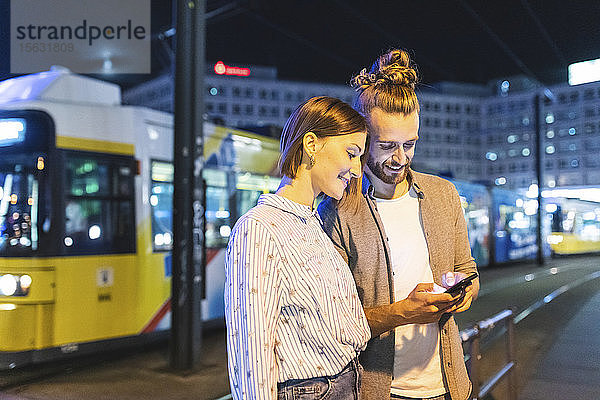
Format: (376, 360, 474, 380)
(213, 61, 250, 77)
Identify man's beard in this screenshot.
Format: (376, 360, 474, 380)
(366, 156, 410, 185)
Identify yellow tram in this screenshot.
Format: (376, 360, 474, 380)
(0, 68, 281, 368)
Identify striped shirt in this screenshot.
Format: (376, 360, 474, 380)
(225, 193, 371, 400)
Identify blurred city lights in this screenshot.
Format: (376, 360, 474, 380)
(88, 225, 101, 240)
(568, 58, 600, 85)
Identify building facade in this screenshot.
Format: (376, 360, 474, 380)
(123, 62, 600, 190)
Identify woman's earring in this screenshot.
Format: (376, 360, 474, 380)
(308, 154, 315, 167)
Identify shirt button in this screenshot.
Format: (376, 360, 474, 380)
(443, 328, 448, 334)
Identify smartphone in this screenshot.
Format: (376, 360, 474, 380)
(445, 273, 478, 294)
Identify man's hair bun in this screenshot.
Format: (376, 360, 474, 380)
(351, 49, 420, 116)
(351, 49, 418, 91)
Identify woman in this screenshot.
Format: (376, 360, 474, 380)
(225, 96, 371, 400)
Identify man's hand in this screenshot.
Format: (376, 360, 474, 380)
(364, 283, 464, 338)
(444, 272, 479, 314)
(448, 282, 475, 313)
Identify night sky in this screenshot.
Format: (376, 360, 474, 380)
(1, 0, 599, 89)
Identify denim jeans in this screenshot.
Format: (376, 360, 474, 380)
(277, 358, 363, 400)
(390, 393, 451, 400)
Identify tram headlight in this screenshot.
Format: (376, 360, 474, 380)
(0, 274, 18, 296)
(20, 274, 32, 290)
(0, 274, 32, 296)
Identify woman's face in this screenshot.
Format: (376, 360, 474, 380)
(312, 131, 367, 200)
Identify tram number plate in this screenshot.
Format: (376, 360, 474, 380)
(60, 343, 79, 353)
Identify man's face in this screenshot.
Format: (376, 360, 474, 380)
(365, 108, 419, 186)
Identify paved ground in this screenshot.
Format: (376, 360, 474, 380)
(1, 255, 599, 400)
(519, 290, 600, 400)
(0, 330, 230, 400)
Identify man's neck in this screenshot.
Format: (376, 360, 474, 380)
(368, 173, 410, 200)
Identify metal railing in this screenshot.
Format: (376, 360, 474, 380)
(460, 309, 517, 400)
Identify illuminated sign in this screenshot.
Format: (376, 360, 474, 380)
(0, 118, 26, 147)
(568, 58, 600, 86)
(213, 61, 250, 77)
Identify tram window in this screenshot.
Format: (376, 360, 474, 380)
(150, 180, 173, 251)
(66, 159, 110, 197)
(64, 155, 135, 255)
(0, 163, 49, 255)
(206, 186, 231, 249)
(151, 161, 174, 251)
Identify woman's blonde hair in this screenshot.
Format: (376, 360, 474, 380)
(351, 49, 420, 116)
(278, 96, 367, 210)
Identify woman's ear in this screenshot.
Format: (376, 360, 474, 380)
(302, 131, 318, 159)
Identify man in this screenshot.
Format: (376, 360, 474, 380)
(318, 49, 479, 400)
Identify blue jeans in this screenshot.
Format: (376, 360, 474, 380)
(390, 393, 451, 400)
(277, 358, 363, 400)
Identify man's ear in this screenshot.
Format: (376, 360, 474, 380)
(302, 131, 318, 158)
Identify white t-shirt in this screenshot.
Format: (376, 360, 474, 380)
(375, 188, 448, 398)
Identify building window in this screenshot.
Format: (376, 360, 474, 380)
(245, 105, 254, 115)
(218, 103, 227, 114)
(245, 88, 254, 98)
(558, 93, 567, 104)
(570, 92, 579, 103)
(584, 89, 594, 100)
(232, 104, 241, 115)
(559, 159, 568, 169)
(259, 89, 267, 100)
(232, 87, 241, 97)
(584, 123, 595, 134)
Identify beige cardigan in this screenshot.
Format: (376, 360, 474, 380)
(318, 170, 476, 400)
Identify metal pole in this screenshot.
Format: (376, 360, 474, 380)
(171, 0, 205, 370)
(506, 313, 517, 400)
(190, 0, 206, 367)
(534, 93, 544, 265)
(469, 329, 481, 400)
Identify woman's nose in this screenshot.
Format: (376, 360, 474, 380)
(350, 157, 362, 178)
